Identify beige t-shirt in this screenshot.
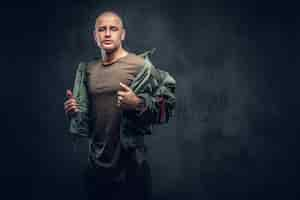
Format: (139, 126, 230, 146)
(86, 53, 145, 167)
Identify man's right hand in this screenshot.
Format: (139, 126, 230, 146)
(64, 89, 80, 117)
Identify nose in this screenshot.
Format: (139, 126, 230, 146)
(105, 29, 111, 37)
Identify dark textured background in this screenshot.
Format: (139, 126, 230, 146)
(1, 0, 298, 199)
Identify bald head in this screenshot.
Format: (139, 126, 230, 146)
(95, 11, 124, 30)
(93, 11, 126, 53)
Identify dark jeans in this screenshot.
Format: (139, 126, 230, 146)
(83, 149, 152, 200)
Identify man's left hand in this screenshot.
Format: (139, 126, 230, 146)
(117, 82, 143, 110)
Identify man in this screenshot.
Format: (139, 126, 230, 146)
(64, 11, 176, 200)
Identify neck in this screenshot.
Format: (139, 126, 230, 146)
(101, 46, 128, 65)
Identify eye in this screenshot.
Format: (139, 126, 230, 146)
(98, 27, 105, 32)
(111, 27, 118, 31)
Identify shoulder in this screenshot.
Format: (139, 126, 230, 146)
(119, 53, 145, 67)
(77, 58, 101, 72)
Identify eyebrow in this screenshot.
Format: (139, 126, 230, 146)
(97, 25, 119, 29)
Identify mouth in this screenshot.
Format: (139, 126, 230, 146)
(103, 40, 113, 44)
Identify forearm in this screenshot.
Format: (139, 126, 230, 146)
(134, 96, 147, 113)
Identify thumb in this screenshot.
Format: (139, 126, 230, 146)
(66, 89, 74, 99)
(119, 82, 130, 91)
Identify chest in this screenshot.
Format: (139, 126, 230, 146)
(87, 62, 140, 95)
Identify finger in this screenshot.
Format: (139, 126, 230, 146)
(64, 106, 73, 112)
(68, 106, 80, 112)
(64, 101, 79, 109)
(64, 99, 77, 106)
(117, 91, 126, 96)
(64, 99, 78, 105)
(116, 100, 121, 107)
(66, 106, 79, 113)
(117, 95, 123, 101)
(117, 96, 122, 103)
(119, 82, 131, 91)
(117, 95, 123, 105)
(64, 103, 79, 111)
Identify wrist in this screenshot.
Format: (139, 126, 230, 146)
(134, 96, 146, 112)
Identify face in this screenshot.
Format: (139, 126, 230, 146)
(94, 14, 125, 53)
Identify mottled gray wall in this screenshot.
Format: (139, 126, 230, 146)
(1, 0, 298, 200)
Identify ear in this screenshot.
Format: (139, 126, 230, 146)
(121, 29, 126, 41)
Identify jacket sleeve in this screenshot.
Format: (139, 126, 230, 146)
(136, 67, 176, 125)
(68, 62, 91, 138)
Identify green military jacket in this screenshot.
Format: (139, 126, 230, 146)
(68, 50, 176, 152)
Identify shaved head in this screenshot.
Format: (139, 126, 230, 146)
(95, 11, 124, 30)
(94, 10, 126, 53)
